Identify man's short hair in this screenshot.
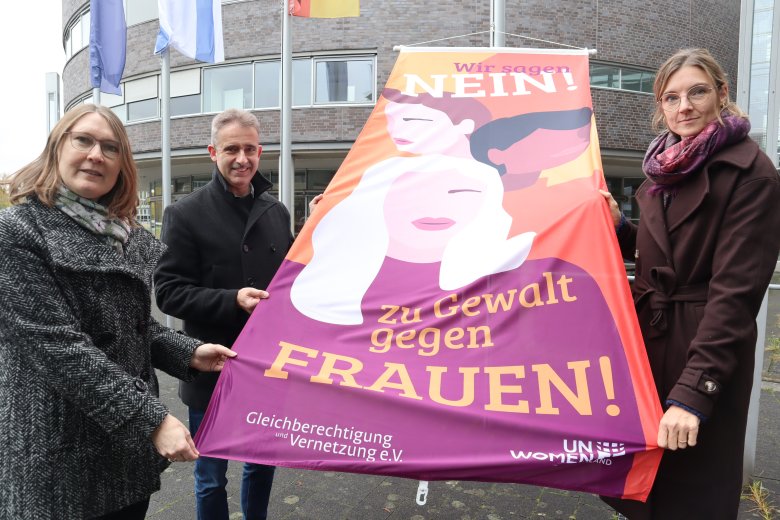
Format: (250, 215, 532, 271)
(211, 108, 261, 146)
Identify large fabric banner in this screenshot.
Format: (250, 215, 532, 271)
(196, 47, 663, 501)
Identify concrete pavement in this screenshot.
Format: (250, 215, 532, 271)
(147, 383, 780, 519)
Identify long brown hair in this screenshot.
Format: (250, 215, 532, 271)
(3, 104, 139, 221)
(651, 48, 747, 132)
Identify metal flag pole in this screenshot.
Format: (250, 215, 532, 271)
(738, 0, 780, 484)
(161, 49, 172, 213)
(492, 0, 505, 47)
(160, 47, 174, 328)
(279, 0, 295, 230)
(736, 0, 759, 483)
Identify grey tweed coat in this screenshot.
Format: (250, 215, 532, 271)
(0, 199, 201, 519)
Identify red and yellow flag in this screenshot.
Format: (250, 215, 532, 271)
(290, 0, 359, 18)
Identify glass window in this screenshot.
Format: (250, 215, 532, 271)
(293, 58, 312, 106)
(71, 18, 83, 55)
(306, 170, 334, 190)
(293, 194, 306, 233)
(47, 92, 58, 131)
(128, 98, 158, 121)
(621, 69, 642, 92)
(754, 13, 773, 34)
(170, 70, 202, 117)
(267, 171, 279, 189)
(171, 69, 201, 97)
(203, 64, 253, 112)
(623, 178, 644, 222)
(192, 175, 211, 190)
(65, 31, 73, 59)
(101, 91, 124, 108)
(294, 170, 306, 190)
(315, 59, 373, 103)
(174, 177, 192, 194)
(149, 201, 164, 237)
(150, 179, 162, 197)
(125, 76, 158, 103)
(171, 94, 201, 116)
(752, 34, 772, 62)
(81, 12, 91, 48)
(590, 65, 619, 88)
(126, 0, 158, 26)
(606, 176, 644, 223)
(254, 61, 280, 108)
(111, 105, 127, 124)
(253, 59, 312, 108)
(640, 72, 654, 94)
(590, 64, 654, 94)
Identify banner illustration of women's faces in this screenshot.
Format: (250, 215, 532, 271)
(195, 48, 663, 502)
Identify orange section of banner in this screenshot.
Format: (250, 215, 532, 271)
(290, 0, 360, 18)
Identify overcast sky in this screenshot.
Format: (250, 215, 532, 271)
(0, 2, 65, 177)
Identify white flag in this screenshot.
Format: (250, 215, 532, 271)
(154, 0, 224, 63)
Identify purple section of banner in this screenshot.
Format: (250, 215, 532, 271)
(196, 256, 644, 496)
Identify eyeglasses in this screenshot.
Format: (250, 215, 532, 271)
(65, 132, 121, 160)
(658, 84, 715, 112)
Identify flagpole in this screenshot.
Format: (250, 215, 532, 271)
(492, 0, 505, 47)
(280, 0, 294, 230)
(92, 88, 101, 105)
(160, 47, 174, 328)
(161, 49, 172, 212)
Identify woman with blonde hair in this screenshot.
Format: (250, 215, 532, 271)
(602, 48, 780, 519)
(0, 104, 235, 519)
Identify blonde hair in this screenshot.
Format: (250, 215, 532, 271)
(651, 48, 747, 132)
(3, 104, 139, 221)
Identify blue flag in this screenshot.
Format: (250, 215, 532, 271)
(155, 0, 225, 63)
(89, 0, 126, 95)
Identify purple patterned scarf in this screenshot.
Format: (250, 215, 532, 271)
(642, 113, 751, 196)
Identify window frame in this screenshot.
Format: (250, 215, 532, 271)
(589, 62, 656, 96)
(312, 56, 376, 107)
(65, 53, 378, 119)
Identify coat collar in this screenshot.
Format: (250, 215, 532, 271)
(636, 185, 674, 266)
(28, 199, 163, 283)
(637, 137, 760, 262)
(211, 167, 273, 199)
(208, 167, 283, 238)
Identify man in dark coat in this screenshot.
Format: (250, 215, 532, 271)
(154, 108, 293, 520)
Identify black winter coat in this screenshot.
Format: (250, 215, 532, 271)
(154, 170, 293, 409)
(0, 199, 200, 519)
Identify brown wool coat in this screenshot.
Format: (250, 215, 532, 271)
(605, 137, 780, 519)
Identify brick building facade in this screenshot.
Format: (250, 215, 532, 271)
(60, 0, 740, 229)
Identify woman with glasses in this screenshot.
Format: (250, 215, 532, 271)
(0, 104, 236, 519)
(601, 49, 780, 518)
